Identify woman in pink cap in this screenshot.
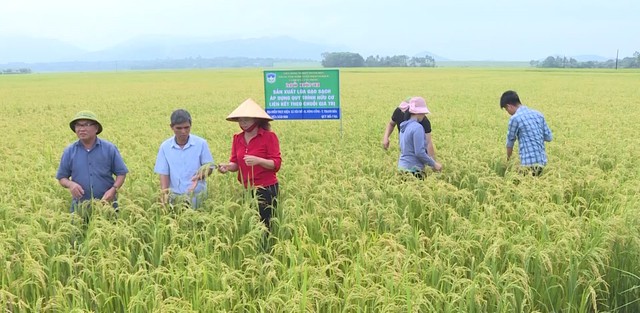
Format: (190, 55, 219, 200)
(397, 97, 442, 178)
(382, 97, 437, 159)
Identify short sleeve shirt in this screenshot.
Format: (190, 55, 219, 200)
(56, 138, 128, 201)
(154, 134, 214, 194)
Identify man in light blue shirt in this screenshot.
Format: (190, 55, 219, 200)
(500, 90, 553, 176)
(154, 109, 214, 208)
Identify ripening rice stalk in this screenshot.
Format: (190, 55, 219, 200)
(1, 68, 639, 312)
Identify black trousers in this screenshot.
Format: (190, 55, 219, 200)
(399, 170, 425, 180)
(252, 183, 279, 230)
(522, 166, 544, 177)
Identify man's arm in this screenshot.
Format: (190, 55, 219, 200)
(192, 166, 214, 181)
(198, 141, 216, 179)
(506, 118, 518, 161)
(56, 148, 83, 197)
(101, 174, 126, 202)
(114, 174, 126, 190)
(160, 174, 170, 190)
(59, 177, 84, 199)
(543, 119, 553, 142)
(159, 174, 170, 204)
(154, 144, 171, 202)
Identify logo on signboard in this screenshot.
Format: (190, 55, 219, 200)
(266, 73, 277, 84)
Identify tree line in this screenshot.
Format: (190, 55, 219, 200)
(1, 68, 32, 74)
(321, 52, 436, 67)
(530, 51, 640, 68)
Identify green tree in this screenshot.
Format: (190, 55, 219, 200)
(540, 56, 559, 67)
(619, 56, 639, 68)
(321, 52, 365, 67)
(424, 55, 436, 67)
(409, 57, 425, 67)
(365, 55, 381, 67)
(388, 55, 409, 66)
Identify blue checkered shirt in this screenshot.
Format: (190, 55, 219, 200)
(506, 105, 552, 166)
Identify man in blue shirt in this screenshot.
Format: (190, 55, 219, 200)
(154, 109, 215, 208)
(56, 111, 129, 212)
(500, 90, 553, 176)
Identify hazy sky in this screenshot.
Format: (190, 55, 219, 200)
(1, 0, 638, 61)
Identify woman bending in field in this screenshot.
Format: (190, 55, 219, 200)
(382, 97, 437, 159)
(397, 97, 442, 178)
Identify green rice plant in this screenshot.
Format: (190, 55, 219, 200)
(1, 68, 639, 312)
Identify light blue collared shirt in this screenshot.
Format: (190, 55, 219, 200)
(154, 134, 214, 196)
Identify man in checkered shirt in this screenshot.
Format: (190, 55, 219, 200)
(500, 90, 553, 176)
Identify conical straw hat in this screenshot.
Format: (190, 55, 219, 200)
(226, 98, 273, 121)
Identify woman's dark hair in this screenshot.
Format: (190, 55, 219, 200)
(403, 110, 412, 121)
(257, 119, 271, 131)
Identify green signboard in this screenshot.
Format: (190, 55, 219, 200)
(263, 69, 340, 120)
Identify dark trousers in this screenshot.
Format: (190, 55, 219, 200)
(399, 170, 425, 180)
(522, 166, 544, 177)
(252, 183, 279, 230)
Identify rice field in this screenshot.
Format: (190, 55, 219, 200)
(1, 67, 639, 312)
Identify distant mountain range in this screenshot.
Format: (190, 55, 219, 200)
(414, 51, 450, 62)
(0, 36, 87, 63)
(0, 34, 618, 70)
(0, 35, 349, 63)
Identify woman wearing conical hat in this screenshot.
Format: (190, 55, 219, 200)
(218, 98, 282, 231)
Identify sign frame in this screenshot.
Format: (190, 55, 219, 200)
(263, 69, 341, 121)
